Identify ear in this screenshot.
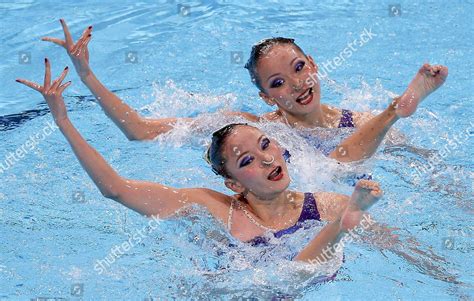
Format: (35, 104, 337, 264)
(307, 55, 318, 72)
(259, 91, 276, 106)
(224, 178, 246, 194)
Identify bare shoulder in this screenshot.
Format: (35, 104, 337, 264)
(261, 110, 283, 122)
(321, 104, 343, 128)
(313, 191, 349, 221)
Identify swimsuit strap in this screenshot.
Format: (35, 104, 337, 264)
(271, 192, 321, 239)
(338, 109, 355, 128)
(297, 192, 321, 223)
(227, 198, 236, 231)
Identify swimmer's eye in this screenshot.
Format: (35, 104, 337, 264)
(295, 61, 305, 72)
(261, 137, 270, 150)
(239, 156, 254, 168)
(270, 78, 284, 88)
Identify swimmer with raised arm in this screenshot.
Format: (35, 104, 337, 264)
(245, 37, 448, 127)
(244, 37, 448, 160)
(41, 20, 448, 162)
(16, 61, 382, 268)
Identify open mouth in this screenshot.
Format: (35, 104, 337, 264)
(296, 87, 313, 105)
(267, 166, 284, 181)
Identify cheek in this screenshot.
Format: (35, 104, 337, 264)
(234, 168, 261, 183)
(272, 88, 296, 107)
(280, 94, 296, 110)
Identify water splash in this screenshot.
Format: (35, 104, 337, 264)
(142, 80, 239, 118)
(152, 205, 344, 298)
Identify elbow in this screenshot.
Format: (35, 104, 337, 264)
(125, 129, 156, 141)
(126, 135, 140, 141)
(100, 188, 120, 200)
(125, 132, 145, 141)
(98, 181, 123, 200)
(122, 120, 150, 141)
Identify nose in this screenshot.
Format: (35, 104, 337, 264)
(291, 78, 304, 92)
(261, 154, 275, 166)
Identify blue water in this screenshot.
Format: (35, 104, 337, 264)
(1, 0, 473, 300)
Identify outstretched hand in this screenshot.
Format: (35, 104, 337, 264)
(16, 58, 71, 124)
(42, 19, 92, 78)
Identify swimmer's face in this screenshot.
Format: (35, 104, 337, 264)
(222, 126, 290, 197)
(256, 44, 321, 116)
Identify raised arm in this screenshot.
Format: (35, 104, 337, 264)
(328, 100, 399, 162)
(294, 180, 383, 263)
(40, 19, 188, 141)
(314, 189, 459, 283)
(42, 19, 259, 141)
(16, 59, 226, 218)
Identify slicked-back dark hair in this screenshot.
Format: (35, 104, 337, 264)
(245, 37, 306, 91)
(205, 123, 249, 178)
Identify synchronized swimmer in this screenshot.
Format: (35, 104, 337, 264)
(17, 60, 382, 269)
(16, 19, 451, 279)
(39, 20, 448, 162)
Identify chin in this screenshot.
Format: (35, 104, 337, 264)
(264, 178, 290, 195)
(276, 176, 291, 191)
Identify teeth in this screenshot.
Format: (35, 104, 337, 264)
(297, 88, 311, 101)
(298, 90, 309, 100)
(268, 166, 281, 180)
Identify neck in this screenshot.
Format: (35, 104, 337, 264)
(243, 190, 295, 223)
(280, 102, 327, 129)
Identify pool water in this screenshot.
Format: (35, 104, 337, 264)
(1, 0, 473, 300)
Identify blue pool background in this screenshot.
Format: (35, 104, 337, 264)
(0, 0, 473, 300)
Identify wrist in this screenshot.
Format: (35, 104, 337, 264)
(79, 68, 93, 82)
(56, 117, 71, 129)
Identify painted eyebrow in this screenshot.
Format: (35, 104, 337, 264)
(235, 135, 265, 164)
(265, 57, 302, 83)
